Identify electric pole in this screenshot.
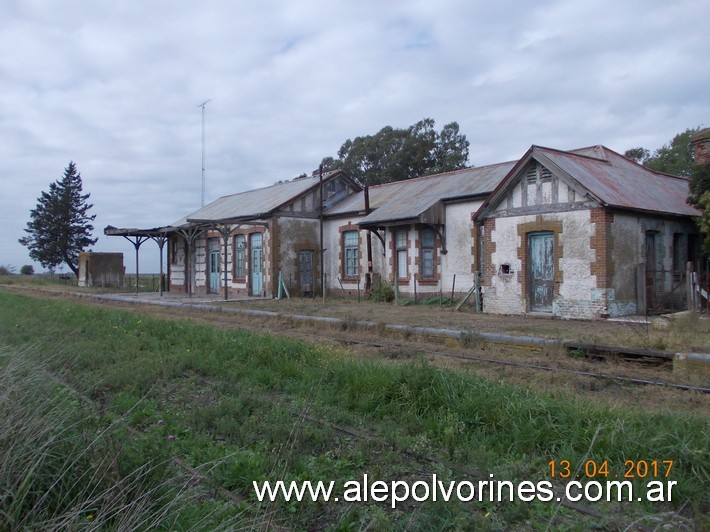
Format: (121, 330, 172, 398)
(197, 99, 212, 207)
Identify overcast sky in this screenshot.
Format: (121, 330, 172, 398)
(2, 0, 708, 274)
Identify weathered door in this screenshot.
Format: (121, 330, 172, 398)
(209, 249, 219, 293)
(299, 250, 314, 297)
(645, 231, 658, 312)
(528, 232, 554, 312)
(250, 233, 263, 296)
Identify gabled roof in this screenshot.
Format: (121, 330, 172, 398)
(329, 162, 516, 227)
(184, 170, 355, 224)
(475, 145, 701, 219)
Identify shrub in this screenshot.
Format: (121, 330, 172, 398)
(369, 280, 395, 302)
(20, 265, 34, 275)
(0, 264, 16, 275)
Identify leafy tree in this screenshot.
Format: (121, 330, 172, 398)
(623, 147, 649, 164)
(19, 162, 97, 277)
(20, 265, 34, 275)
(319, 118, 470, 186)
(626, 126, 710, 253)
(688, 163, 710, 253)
(433, 122, 470, 173)
(688, 163, 710, 208)
(626, 127, 700, 177)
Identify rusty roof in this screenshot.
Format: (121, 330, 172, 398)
(535, 146, 699, 216)
(330, 162, 516, 226)
(475, 145, 700, 219)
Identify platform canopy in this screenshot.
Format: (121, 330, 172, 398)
(104, 224, 182, 296)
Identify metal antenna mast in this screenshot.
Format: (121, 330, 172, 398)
(197, 99, 212, 207)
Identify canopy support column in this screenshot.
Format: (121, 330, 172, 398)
(121, 235, 150, 295)
(151, 234, 169, 296)
(177, 226, 202, 297)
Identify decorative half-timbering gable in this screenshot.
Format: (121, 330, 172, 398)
(277, 173, 360, 217)
(487, 159, 600, 219)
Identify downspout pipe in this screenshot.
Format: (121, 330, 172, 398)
(364, 186, 373, 291)
(319, 165, 325, 301)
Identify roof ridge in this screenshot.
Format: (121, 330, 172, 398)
(534, 144, 610, 163)
(368, 160, 517, 190)
(215, 172, 322, 201)
(600, 146, 692, 182)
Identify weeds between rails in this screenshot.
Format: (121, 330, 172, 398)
(268, 327, 709, 394)
(8, 283, 705, 399)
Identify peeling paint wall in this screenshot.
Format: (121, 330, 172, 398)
(439, 201, 482, 294)
(323, 216, 386, 296)
(484, 216, 525, 315)
(484, 207, 699, 319)
(169, 238, 186, 290)
(77, 252, 125, 287)
(484, 210, 601, 318)
(275, 216, 319, 297)
(608, 214, 639, 315)
(609, 213, 698, 316)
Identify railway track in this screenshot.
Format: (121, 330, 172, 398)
(268, 328, 710, 394)
(4, 284, 707, 394)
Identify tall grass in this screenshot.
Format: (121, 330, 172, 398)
(0, 345, 243, 531)
(0, 291, 708, 529)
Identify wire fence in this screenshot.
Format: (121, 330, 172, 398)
(31, 273, 166, 293)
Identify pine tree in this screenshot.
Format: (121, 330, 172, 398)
(19, 162, 97, 277)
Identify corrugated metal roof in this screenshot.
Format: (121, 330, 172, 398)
(535, 146, 700, 216)
(184, 174, 326, 223)
(333, 162, 515, 225)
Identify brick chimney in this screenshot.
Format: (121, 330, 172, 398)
(691, 128, 710, 166)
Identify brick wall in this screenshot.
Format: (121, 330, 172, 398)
(590, 208, 613, 289)
(482, 218, 496, 285)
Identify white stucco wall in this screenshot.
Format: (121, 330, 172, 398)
(438, 201, 481, 294)
(323, 216, 386, 293)
(485, 215, 525, 314)
(484, 210, 603, 318)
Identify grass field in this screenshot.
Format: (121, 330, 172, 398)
(0, 291, 708, 530)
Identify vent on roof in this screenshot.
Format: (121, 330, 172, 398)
(526, 165, 537, 183)
(526, 163, 552, 182)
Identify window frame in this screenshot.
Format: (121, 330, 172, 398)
(420, 227, 435, 280)
(343, 230, 359, 279)
(395, 229, 408, 280)
(233, 234, 246, 279)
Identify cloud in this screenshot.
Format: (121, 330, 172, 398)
(1, 0, 709, 272)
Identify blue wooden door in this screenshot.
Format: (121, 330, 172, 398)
(528, 232, 554, 312)
(209, 249, 219, 293)
(250, 233, 263, 296)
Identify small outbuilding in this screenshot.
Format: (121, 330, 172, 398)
(77, 252, 125, 287)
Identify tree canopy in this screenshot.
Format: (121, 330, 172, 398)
(319, 118, 470, 186)
(624, 127, 700, 177)
(626, 126, 710, 253)
(19, 161, 97, 277)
